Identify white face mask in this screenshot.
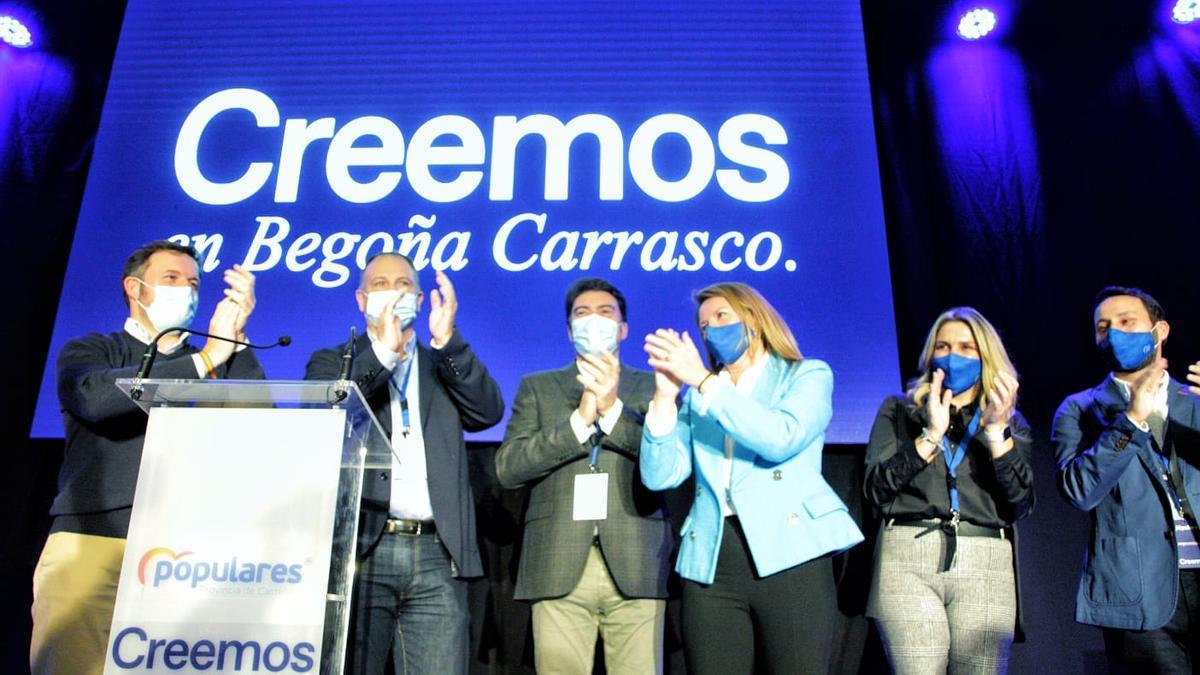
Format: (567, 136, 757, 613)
(365, 291, 419, 329)
(135, 280, 197, 331)
(571, 314, 621, 357)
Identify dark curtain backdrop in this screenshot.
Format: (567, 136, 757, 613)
(0, 2, 129, 671)
(865, 1, 1200, 672)
(3, 1, 1199, 673)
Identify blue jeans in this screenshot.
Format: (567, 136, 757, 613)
(346, 532, 469, 675)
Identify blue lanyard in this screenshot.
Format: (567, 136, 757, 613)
(1158, 452, 1172, 475)
(941, 410, 981, 516)
(388, 355, 416, 437)
(1153, 447, 1186, 516)
(589, 423, 603, 471)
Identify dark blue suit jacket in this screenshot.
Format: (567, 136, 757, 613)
(306, 329, 504, 579)
(1053, 375, 1200, 630)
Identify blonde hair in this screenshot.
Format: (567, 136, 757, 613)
(906, 307, 1018, 407)
(693, 282, 802, 369)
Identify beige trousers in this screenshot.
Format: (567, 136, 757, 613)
(30, 531, 126, 675)
(532, 545, 666, 675)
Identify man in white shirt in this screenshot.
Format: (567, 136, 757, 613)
(305, 252, 504, 675)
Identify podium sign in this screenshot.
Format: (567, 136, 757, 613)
(106, 380, 391, 674)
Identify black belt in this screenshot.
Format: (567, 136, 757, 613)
(889, 518, 1007, 572)
(384, 518, 436, 536)
(889, 519, 1006, 539)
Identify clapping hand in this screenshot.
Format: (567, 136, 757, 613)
(428, 270, 457, 346)
(1186, 360, 1200, 397)
(1128, 357, 1168, 425)
(981, 371, 1019, 429)
(926, 368, 953, 440)
(202, 266, 256, 367)
(577, 352, 620, 423)
(222, 265, 256, 340)
(203, 296, 240, 366)
(376, 292, 405, 354)
(645, 329, 709, 387)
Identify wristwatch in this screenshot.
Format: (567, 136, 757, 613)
(984, 426, 1012, 443)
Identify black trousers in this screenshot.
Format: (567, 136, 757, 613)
(681, 516, 836, 675)
(1103, 569, 1200, 674)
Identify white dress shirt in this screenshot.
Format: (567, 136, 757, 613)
(370, 332, 435, 521)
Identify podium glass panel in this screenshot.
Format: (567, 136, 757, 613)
(113, 378, 392, 675)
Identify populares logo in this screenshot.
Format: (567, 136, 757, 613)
(137, 547, 303, 588)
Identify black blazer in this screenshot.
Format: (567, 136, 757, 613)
(305, 329, 504, 578)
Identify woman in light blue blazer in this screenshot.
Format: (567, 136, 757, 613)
(640, 282, 863, 675)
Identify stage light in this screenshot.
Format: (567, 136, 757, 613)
(957, 8, 998, 40)
(0, 15, 33, 47)
(1173, 0, 1199, 24)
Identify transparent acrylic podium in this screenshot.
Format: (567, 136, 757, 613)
(112, 378, 393, 675)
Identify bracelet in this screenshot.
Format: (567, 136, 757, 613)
(697, 372, 714, 393)
(916, 427, 943, 446)
(197, 350, 216, 379)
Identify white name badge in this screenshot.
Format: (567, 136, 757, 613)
(572, 472, 608, 521)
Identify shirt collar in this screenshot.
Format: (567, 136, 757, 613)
(1111, 374, 1131, 401)
(124, 317, 187, 354)
(948, 401, 980, 420)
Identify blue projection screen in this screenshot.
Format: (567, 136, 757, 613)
(32, 0, 900, 442)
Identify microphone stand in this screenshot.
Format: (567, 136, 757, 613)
(130, 327, 291, 400)
(333, 327, 357, 403)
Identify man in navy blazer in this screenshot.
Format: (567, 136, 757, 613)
(305, 253, 504, 675)
(1054, 286, 1200, 671)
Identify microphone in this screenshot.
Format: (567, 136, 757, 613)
(131, 327, 291, 400)
(333, 326, 357, 402)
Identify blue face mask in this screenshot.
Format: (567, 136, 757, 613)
(931, 353, 982, 395)
(1097, 327, 1158, 373)
(704, 322, 751, 366)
